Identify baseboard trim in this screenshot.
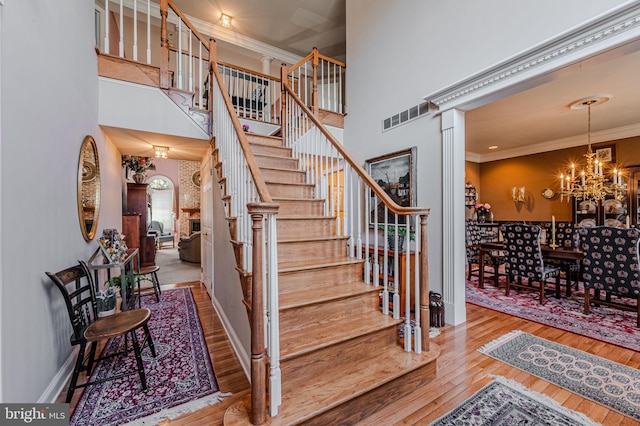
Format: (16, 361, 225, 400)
(38, 347, 77, 403)
(213, 298, 250, 381)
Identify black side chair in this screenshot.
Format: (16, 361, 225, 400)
(578, 226, 640, 327)
(46, 261, 157, 403)
(465, 219, 505, 287)
(501, 223, 561, 304)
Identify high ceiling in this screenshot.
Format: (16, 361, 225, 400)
(172, 0, 346, 60)
(465, 39, 640, 163)
(109, 3, 640, 164)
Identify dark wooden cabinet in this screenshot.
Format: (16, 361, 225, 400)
(123, 183, 156, 267)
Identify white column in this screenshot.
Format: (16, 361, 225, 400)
(261, 56, 273, 75)
(441, 109, 467, 325)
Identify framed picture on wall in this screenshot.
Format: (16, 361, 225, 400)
(365, 147, 417, 225)
(593, 143, 616, 163)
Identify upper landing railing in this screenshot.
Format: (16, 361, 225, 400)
(96, 0, 211, 110)
(94, 1, 345, 122)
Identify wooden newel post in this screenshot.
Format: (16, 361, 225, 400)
(419, 213, 430, 352)
(249, 210, 267, 425)
(159, 0, 170, 89)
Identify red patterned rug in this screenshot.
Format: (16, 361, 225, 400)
(466, 276, 640, 352)
(70, 287, 227, 426)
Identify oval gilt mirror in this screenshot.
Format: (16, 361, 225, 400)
(78, 135, 101, 240)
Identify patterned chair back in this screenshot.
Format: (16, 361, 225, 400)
(500, 223, 546, 279)
(556, 222, 578, 248)
(578, 226, 640, 295)
(465, 220, 482, 261)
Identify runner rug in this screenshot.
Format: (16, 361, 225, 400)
(465, 278, 640, 352)
(430, 375, 599, 425)
(478, 330, 640, 421)
(71, 287, 227, 426)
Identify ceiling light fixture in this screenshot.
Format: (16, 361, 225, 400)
(154, 145, 169, 159)
(558, 95, 626, 202)
(220, 13, 232, 28)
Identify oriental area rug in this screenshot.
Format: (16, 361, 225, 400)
(478, 330, 640, 422)
(465, 278, 640, 352)
(71, 287, 228, 426)
(429, 375, 599, 425)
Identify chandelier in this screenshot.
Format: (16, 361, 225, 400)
(559, 96, 626, 202)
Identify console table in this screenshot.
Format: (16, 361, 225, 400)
(87, 247, 140, 311)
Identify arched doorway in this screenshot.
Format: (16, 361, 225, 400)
(148, 175, 176, 234)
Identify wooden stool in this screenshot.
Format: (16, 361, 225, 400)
(138, 265, 161, 304)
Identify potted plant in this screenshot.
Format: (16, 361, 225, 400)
(96, 287, 117, 317)
(121, 155, 156, 184)
(105, 273, 152, 310)
(378, 224, 415, 251)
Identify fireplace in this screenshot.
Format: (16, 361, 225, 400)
(189, 219, 201, 234)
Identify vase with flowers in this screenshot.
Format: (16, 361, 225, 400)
(121, 155, 156, 183)
(475, 202, 491, 223)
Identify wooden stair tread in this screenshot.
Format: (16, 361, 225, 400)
(280, 311, 401, 359)
(279, 280, 375, 308)
(266, 181, 314, 187)
(278, 235, 348, 244)
(275, 344, 440, 425)
(278, 257, 363, 272)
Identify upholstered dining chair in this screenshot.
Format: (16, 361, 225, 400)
(465, 220, 505, 287)
(578, 226, 640, 327)
(500, 223, 561, 304)
(46, 260, 157, 403)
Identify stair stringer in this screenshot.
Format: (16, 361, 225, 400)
(165, 87, 210, 134)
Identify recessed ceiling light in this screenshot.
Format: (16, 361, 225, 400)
(488, 145, 498, 150)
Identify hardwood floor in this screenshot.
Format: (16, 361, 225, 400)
(59, 282, 640, 425)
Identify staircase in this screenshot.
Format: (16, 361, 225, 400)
(219, 132, 440, 425)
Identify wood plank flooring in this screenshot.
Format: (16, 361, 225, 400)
(58, 282, 640, 425)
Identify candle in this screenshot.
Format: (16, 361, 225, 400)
(581, 171, 585, 186)
(626, 215, 630, 228)
(613, 169, 618, 184)
(571, 164, 575, 179)
(560, 174, 564, 190)
(552, 215, 556, 245)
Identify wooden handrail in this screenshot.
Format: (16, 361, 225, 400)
(317, 52, 346, 68)
(288, 48, 346, 77)
(288, 51, 315, 75)
(211, 57, 273, 204)
(167, 0, 211, 48)
(282, 81, 429, 217)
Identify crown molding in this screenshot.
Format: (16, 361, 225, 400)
(121, 0, 302, 65)
(425, 1, 640, 112)
(470, 122, 640, 163)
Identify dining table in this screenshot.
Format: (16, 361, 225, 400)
(477, 241, 584, 294)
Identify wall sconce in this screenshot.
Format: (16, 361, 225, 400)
(154, 145, 169, 159)
(220, 13, 232, 28)
(512, 186, 525, 203)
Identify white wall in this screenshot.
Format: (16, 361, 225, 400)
(1, 0, 123, 402)
(344, 0, 628, 297)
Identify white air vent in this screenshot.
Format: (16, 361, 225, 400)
(382, 101, 433, 132)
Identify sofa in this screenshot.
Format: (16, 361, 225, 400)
(178, 232, 201, 263)
(148, 220, 175, 248)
